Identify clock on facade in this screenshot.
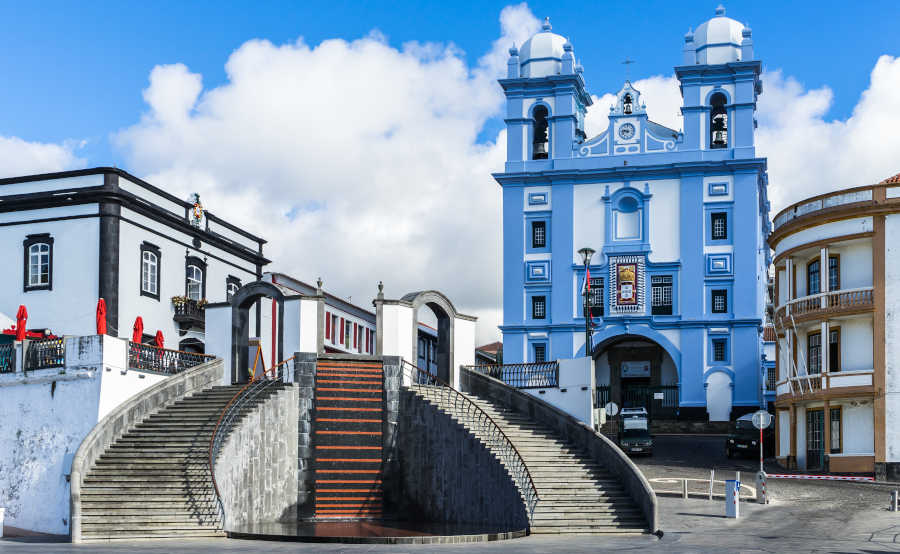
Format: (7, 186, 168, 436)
(619, 123, 636, 140)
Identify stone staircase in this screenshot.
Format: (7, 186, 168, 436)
(79, 383, 285, 541)
(409, 385, 649, 535)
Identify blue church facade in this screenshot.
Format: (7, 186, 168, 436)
(495, 8, 771, 421)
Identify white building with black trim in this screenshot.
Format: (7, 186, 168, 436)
(0, 167, 268, 351)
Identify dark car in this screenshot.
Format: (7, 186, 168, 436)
(621, 427, 653, 456)
(726, 413, 775, 458)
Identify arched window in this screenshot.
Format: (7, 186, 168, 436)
(623, 93, 633, 115)
(185, 256, 206, 301)
(710, 92, 728, 149)
(532, 105, 549, 160)
(23, 233, 53, 291)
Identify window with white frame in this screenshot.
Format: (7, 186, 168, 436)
(186, 265, 204, 300)
(142, 251, 158, 294)
(711, 289, 727, 313)
(23, 234, 53, 291)
(651, 275, 673, 315)
(711, 212, 727, 240)
(532, 295, 546, 319)
(531, 220, 546, 248)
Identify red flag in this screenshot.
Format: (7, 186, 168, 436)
(584, 268, 594, 325)
(96, 298, 107, 335)
(154, 330, 164, 349)
(132, 317, 144, 343)
(15, 305, 27, 341)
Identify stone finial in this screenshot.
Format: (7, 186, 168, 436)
(509, 44, 518, 57)
(684, 27, 694, 43)
(563, 40, 573, 52)
(715, 5, 725, 16)
(377, 281, 384, 300)
(316, 277, 323, 294)
(542, 17, 552, 31)
(742, 25, 752, 38)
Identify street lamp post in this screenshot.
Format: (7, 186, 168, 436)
(578, 247, 596, 358)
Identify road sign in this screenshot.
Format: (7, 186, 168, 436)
(752, 410, 773, 429)
(605, 402, 619, 417)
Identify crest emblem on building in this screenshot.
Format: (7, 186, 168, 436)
(189, 193, 204, 228)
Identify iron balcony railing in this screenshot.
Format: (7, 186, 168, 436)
(463, 361, 559, 389)
(127, 342, 214, 374)
(24, 338, 65, 370)
(402, 360, 539, 520)
(0, 343, 16, 373)
(209, 357, 292, 526)
(774, 287, 874, 325)
(173, 299, 206, 327)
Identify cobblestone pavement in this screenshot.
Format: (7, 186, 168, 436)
(4, 435, 900, 552)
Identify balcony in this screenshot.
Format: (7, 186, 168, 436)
(172, 298, 206, 329)
(774, 287, 874, 326)
(773, 187, 874, 232)
(776, 369, 874, 403)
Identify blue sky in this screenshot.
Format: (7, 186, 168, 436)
(1, 0, 897, 165)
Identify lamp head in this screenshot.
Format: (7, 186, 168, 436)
(578, 247, 596, 266)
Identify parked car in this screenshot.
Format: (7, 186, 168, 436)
(620, 407, 652, 456)
(726, 412, 775, 458)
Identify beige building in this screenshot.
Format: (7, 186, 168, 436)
(769, 174, 900, 478)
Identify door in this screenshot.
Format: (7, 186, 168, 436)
(806, 409, 825, 470)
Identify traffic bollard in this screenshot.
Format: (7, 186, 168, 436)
(682, 479, 688, 499)
(756, 471, 768, 504)
(891, 490, 899, 512)
(725, 479, 740, 518)
(709, 469, 715, 501)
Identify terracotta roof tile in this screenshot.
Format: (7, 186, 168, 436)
(880, 172, 900, 184)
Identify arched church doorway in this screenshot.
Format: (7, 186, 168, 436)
(594, 335, 679, 420)
(403, 291, 456, 384)
(230, 281, 285, 383)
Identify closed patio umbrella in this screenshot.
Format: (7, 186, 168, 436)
(154, 330, 164, 349)
(96, 299, 107, 335)
(132, 316, 144, 343)
(15, 305, 27, 341)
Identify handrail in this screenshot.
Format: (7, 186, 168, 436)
(207, 355, 294, 527)
(400, 360, 539, 520)
(463, 361, 559, 389)
(776, 286, 874, 311)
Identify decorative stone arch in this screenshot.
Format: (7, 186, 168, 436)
(230, 281, 284, 383)
(584, 324, 682, 384)
(402, 290, 458, 385)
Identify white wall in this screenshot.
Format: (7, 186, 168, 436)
(705, 371, 732, 421)
(203, 304, 232, 385)
(525, 357, 594, 427)
(0, 206, 100, 337)
(840, 318, 874, 372)
(572, 183, 608, 264)
(453, 317, 476, 390)
(381, 303, 414, 372)
(96, 336, 166, 419)
(796, 405, 807, 469)
(775, 217, 873, 256)
(778, 409, 791, 458)
(840, 402, 874, 455)
(647, 179, 680, 263)
(834, 240, 873, 290)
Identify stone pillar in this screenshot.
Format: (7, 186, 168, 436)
(382, 356, 401, 466)
(294, 351, 317, 520)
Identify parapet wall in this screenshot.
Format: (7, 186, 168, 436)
(215, 384, 300, 528)
(386, 389, 528, 531)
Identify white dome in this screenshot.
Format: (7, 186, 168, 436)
(692, 6, 746, 65)
(518, 18, 568, 78)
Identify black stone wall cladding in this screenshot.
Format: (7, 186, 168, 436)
(388, 388, 528, 531)
(461, 368, 658, 533)
(295, 352, 317, 519)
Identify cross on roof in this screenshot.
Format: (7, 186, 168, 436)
(622, 58, 636, 80)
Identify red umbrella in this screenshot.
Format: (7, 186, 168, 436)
(132, 317, 144, 343)
(154, 330, 164, 349)
(15, 305, 27, 341)
(96, 298, 107, 335)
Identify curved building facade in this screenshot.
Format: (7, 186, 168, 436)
(770, 175, 900, 477)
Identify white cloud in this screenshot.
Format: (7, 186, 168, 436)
(585, 75, 682, 138)
(0, 136, 84, 178)
(115, 4, 539, 344)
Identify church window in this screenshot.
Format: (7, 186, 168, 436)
(807, 259, 821, 296)
(710, 92, 728, 149)
(614, 195, 642, 240)
(532, 220, 546, 248)
(532, 295, 546, 319)
(711, 212, 728, 240)
(532, 105, 549, 160)
(830, 408, 842, 454)
(623, 94, 633, 115)
(829, 328, 840, 372)
(533, 343, 547, 363)
(711, 289, 727, 313)
(651, 275, 673, 315)
(140, 242, 161, 300)
(712, 339, 727, 362)
(24, 234, 53, 291)
(588, 277, 604, 317)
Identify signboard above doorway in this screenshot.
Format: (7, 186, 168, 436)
(621, 360, 650, 378)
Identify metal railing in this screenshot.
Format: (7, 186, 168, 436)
(463, 361, 559, 389)
(402, 360, 539, 519)
(24, 338, 65, 370)
(173, 299, 205, 323)
(127, 342, 214, 374)
(208, 357, 292, 526)
(775, 287, 874, 324)
(0, 344, 15, 373)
